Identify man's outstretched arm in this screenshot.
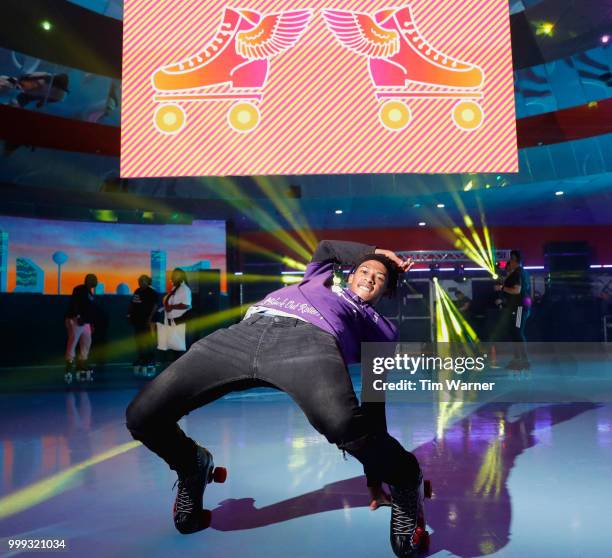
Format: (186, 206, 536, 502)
(311, 240, 376, 266)
(311, 240, 412, 273)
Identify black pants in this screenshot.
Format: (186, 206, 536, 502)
(126, 315, 420, 488)
(132, 322, 155, 365)
(492, 306, 530, 361)
(510, 306, 530, 361)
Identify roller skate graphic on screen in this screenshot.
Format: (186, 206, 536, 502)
(322, 5, 485, 132)
(151, 7, 312, 134)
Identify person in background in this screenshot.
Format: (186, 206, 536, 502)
(517, 255, 533, 368)
(65, 273, 98, 381)
(127, 275, 158, 377)
(451, 288, 472, 319)
(494, 250, 530, 369)
(14, 72, 69, 108)
(158, 268, 192, 361)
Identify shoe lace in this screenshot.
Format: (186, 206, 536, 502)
(173, 478, 194, 514)
(391, 487, 418, 537)
(178, 22, 234, 70)
(402, 21, 459, 68)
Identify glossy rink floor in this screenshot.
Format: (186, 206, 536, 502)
(1, 381, 612, 558)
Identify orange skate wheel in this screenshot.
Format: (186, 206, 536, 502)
(228, 102, 260, 133)
(379, 100, 411, 131)
(452, 100, 484, 131)
(154, 104, 186, 135)
(213, 467, 227, 483)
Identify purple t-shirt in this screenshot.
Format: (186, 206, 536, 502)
(255, 242, 398, 364)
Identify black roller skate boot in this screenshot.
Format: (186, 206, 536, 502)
(390, 474, 430, 557)
(505, 358, 521, 370)
(64, 360, 75, 384)
(76, 359, 94, 382)
(173, 445, 227, 534)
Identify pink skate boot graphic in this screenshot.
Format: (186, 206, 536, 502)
(322, 5, 485, 131)
(152, 7, 312, 134)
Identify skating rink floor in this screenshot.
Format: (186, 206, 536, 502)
(1, 370, 612, 557)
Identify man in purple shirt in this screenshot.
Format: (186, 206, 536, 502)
(127, 240, 425, 557)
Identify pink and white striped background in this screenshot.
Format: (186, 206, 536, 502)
(121, 0, 517, 177)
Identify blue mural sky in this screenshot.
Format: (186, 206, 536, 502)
(0, 216, 226, 293)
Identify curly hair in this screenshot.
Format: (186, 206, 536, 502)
(352, 253, 400, 298)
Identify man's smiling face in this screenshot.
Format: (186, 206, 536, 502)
(347, 259, 389, 306)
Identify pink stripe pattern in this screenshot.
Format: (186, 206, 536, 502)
(121, 0, 517, 177)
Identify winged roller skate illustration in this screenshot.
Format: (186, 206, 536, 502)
(151, 7, 313, 134)
(322, 5, 485, 132)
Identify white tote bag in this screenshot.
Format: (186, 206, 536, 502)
(156, 320, 186, 351)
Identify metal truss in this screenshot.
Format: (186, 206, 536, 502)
(397, 249, 511, 265)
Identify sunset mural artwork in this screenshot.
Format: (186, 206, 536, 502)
(0, 217, 226, 295)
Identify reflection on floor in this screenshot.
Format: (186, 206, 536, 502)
(1, 377, 611, 557)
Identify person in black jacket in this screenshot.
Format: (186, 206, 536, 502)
(494, 251, 530, 369)
(127, 275, 158, 376)
(64, 274, 98, 377)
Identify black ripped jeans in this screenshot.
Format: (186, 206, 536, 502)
(126, 315, 420, 488)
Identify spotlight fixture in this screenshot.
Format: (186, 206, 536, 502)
(418, 221, 426, 227)
(535, 21, 554, 36)
(429, 263, 441, 280)
(41, 20, 53, 31)
(413, 203, 421, 208)
(334, 209, 343, 215)
(463, 181, 473, 192)
(555, 191, 564, 196)
(601, 35, 610, 44)
(436, 203, 445, 208)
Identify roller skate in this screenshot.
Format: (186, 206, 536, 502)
(173, 445, 227, 534)
(389, 475, 432, 557)
(64, 360, 75, 384)
(75, 360, 94, 383)
(133, 362, 144, 377)
(151, 7, 312, 135)
(506, 358, 530, 371)
(322, 5, 485, 131)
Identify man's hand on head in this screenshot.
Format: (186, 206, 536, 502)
(374, 249, 413, 273)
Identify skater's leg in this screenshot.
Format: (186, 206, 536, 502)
(513, 306, 530, 364)
(259, 321, 425, 555)
(126, 321, 258, 474)
(256, 320, 420, 488)
(144, 325, 156, 366)
(133, 323, 146, 366)
(78, 324, 92, 362)
(64, 318, 81, 362)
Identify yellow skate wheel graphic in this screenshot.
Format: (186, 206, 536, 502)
(154, 104, 186, 135)
(452, 100, 484, 131)
(228, 102, 260, 133)
(379, 101, 411, 131)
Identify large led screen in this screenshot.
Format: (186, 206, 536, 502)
(121, 0, 517, 177)
(0, 216, 226, 295)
